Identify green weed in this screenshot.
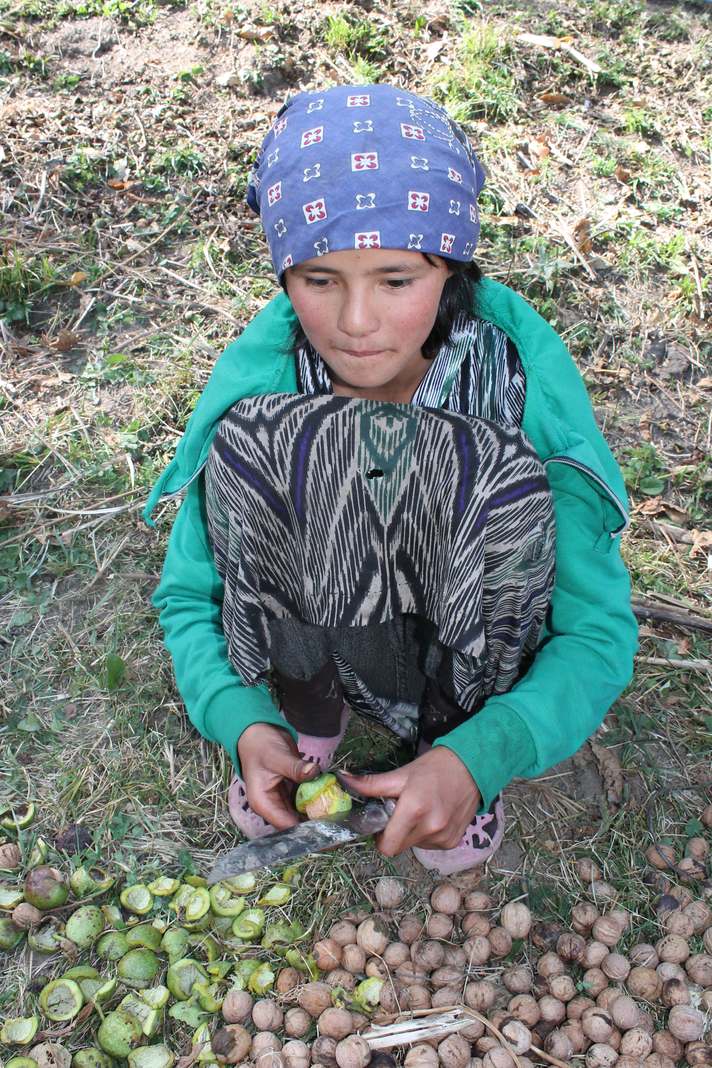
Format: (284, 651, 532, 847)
(622, 107, 658, 140)
(322, 14, 387, 61)
(621, 443, 668, 496)
(4, 0, 187, 26)
(587, 0, 643, 33)
(644, 12, 690, 42)
(431, 21, 518, 124)
(154, 146, 207, 176)
(52, 72, 82, 90)
(0, 248, 58, 323)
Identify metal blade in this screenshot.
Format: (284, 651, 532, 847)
(206, 800, 391, 884)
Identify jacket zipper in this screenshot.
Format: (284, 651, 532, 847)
(161, 461, 208, 500)
(544, 456, 629, 535)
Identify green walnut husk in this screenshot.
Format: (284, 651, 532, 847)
(230, 959, 259, 991)
(160, 926, 190, 962)
(169, 884, 194, 913)
(71, 1048, 115, 1068)
(128, 1045, 176, 1068)
(27, 837, 49, 867)
(64, 965, 100, 981)
(193, 980, 223, 1013)
(231, 907, 265, 940)
(262, 919, 304, 953)
(257, 883, 291, 907)
(27, 919, 62, 954)
(284, 948, 319, 978)
(205, 961, 232, 981)
(125, 923, 163, 951)
(166, 958, 208, 1001)
(65, 906, 105, 948)
(30, 1043, 72, 1068)
(0, 915, 25, 950)
(0, 884, 25, 910)
(280, 863, 302, 884)
(183, 887, 211, 925)
(208, 883, 245, 918)
(79, 977, 117, 1004)
(295, 773, 352, 819)
(118, 994, 161, 1037)
(141, 986, 170, 1010)
(38, 979, 84, 1022)
(0, 1016, 40, 1046)
(167, 999, 205, 1029)
(1, 802, 35, 829)
(24, 866, 68, 910)
(97, 931, 130, 961)
(247, 962, 275, 995)
(222, 872, 257, 894)
(69, 866, 114, 898)
(354, 976, 384, 1011)
(147, 876, 180, 897)
(120, 884, 154, 915)
(190, 934, 220, 963)
(7, 1058, 40, 1068)
(101, 903, 127, 930)
(97, 1012, 142, 1058)
(192, 1024, 217, 1064)
(117, 948, 160, 989)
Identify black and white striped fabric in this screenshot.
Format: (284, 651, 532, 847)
(205, 393, 555, 742)
(296, 314, 526, 428)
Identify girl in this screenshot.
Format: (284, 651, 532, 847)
(145, 84, 637, 875)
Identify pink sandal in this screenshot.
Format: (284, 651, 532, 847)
(411, 794, 505, 875)
(228, 706, 351, 838)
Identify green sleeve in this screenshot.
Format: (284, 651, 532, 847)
(152, 475, 297, 772)
(433, 462, 638, 810)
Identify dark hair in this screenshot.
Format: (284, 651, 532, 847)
(285, 255, 482, 360)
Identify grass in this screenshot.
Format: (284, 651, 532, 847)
(0, 0, 710, 1037)
(431, 20, 519, 124)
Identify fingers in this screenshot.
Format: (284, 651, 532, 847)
(249, 780, 300, 831)
(339, 767, 408, 798)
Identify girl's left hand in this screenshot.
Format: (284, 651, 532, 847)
(340, 748, 481, 856)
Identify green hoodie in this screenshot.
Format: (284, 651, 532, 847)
(144, 279, 637, 809)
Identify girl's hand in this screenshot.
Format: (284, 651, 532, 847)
(341, 748, 481, 856)
(237, 723, 320, 830)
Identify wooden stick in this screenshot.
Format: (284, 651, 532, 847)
(631, 595, 712, 634)
(636, 656, 711, 672)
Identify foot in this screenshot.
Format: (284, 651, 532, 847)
(228, 707, 351, 839)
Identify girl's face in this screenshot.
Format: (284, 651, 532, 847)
(285, 248, 451, 403)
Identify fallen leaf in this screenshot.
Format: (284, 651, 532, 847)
(239, 25, 274, 41)
(67, 271, 88, 286)
(696, 377, 712, 390)
(538, 92, 572, 106)
(662, 502, 690, 524)
(634, 496, 665, 516)
(49, 329, 79, 351)
(572, 216, 593, 253)
(425, 39, 446, 62)
(615, 164, 631, 183)
(690, 530, 712, 559)
(589, 739, 624, 808)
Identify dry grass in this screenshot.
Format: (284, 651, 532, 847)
(0, 0, 710, 1025)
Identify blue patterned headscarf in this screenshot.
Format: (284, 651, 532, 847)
(246, 84, 486, 277)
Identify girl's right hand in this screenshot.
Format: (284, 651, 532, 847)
(237, 723, 320, 830)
